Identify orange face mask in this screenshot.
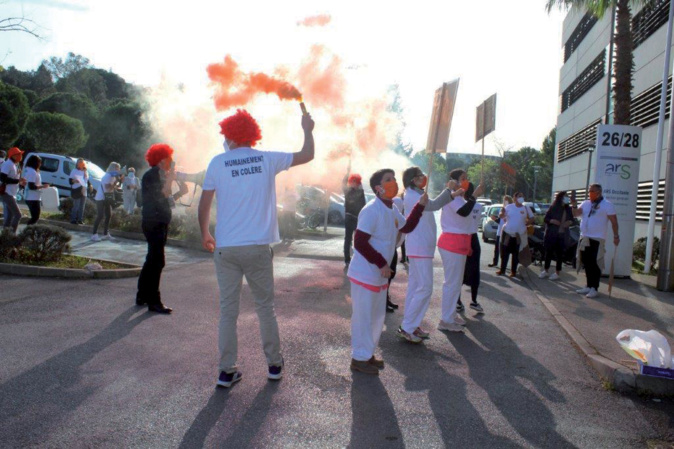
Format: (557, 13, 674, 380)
(418, 175, 428, 189)
(380, 180, 399, 199)
(589, 191, 600, 202)
(460, 180, 470, 191)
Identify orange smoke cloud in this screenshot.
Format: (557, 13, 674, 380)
(297, 45, 346, 110)
(296, 14, 332, 27)
(207, 55, 302, 110)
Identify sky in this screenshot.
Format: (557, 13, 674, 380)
(2, 0, 566, 162)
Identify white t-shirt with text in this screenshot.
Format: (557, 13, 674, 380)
(503, 203, 533, 236)
(440, 196, 471, 235)
(1, 159, 20, 196)
(579, 198, 617, 240)
(203, 147, 293, 247)
(347, 198, 406, 286)
(23, 167, 42, 201)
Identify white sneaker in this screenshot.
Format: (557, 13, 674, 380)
(438, 321, 465, 333)
(576, 287, 591, 294)
(539, 270, 549, 279)
(586, 288, 599, 298)
(549, 273, 560, 281)
(452, 313, 466, 326)
(101, 233, 114, 240)
(91, 234, 101, 242)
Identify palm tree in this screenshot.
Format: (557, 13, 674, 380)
(547, 0, 646, 125)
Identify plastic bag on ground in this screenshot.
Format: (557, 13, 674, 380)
(84, 262, 103, 271)
(616, 329, 671, 368)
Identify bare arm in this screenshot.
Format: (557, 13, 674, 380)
(291, 114, 315, 167)
(198, 189, 216, 252)
(608, 214, 619, 245)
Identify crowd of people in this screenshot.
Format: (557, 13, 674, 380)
(0, 107, 620, 386)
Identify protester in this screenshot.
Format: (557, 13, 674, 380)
(343, 172, 366, 267)
(572, 184, 619, 298)
(540, 191, 574, 281)
(23, 155, 50, 225)
(398, 166, 459, 343)
(69, 158, 90, 225)
(437, 169, 483, 333)
(0, 147, 26, 233)
(91, 162, 122, 242)
(198, 109, 315, 388)
(122, 167, 139, 214)
(385, 192, 405, 312)
(497, 191, 534, 278)
(455, 182, 485, 315)
(488, 195, 512, 268)
(136, 144, 188, 313)
(347, 169, 427, 374)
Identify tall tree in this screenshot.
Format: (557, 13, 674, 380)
(546, 0, 644, 124)
(0, 81, 30, 149)
(42, 53, 91, 81)
(21, 112, 87, 155)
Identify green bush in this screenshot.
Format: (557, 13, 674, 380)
(0, 229, 22, 261)
(58, 197, 98, 222)
(17, 224, 71, 263)
(633, 236, 659, 271)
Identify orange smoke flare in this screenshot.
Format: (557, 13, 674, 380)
(296, 14, 332, 27)
(207, 55, 302, 110)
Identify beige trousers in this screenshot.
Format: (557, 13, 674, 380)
(214, 244, 283, 373)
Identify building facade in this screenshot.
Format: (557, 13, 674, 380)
(553, 0, 672, 240)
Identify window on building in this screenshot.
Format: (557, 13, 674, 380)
(557, 119, 602, 163)
(564, 13, 599, 62)
(631, 76, 672, 129)
(561, 51, 606, 112)
(633, 0, 671, 49)
(636, 180, 666, 222)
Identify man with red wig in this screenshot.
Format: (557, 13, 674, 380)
(198, 109, 315, 388)
(342, 169, 366, 267)
(136, 143, 188, 314)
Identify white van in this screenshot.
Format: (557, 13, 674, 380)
(19, 153, 106, 200)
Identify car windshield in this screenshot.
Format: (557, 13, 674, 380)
(85, 161, 106, 179)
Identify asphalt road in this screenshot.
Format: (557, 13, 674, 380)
(0, 245, 672, 448)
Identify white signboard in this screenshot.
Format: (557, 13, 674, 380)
(593, 124, 642, 277)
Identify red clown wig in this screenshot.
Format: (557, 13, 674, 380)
(218, 109, 262, 147)
(145, 143, 174, 167)
(348, 174, 362, 185)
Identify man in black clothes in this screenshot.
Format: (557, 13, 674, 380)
(343, 171, 366, 267)
(135, 143, 188, 314)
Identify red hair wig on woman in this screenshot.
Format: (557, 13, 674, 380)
(348, 174, 362, 185)
(145, 143, 174, 167)
(218, 109, 262, 147)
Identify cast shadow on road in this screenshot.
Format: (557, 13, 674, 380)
(380, 342, 521, 448)
(451, 321, 577, 449)
(348, 374, 404, 449)
(0, 306, 152, 446)
(178, 382, 279, 449)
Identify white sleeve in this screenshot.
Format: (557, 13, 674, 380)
(24, 169, 35, 183)
(268, 152, 293, 175)
(605, 201, 617, 215)
(394, 206, 406, 230)
(202, 158, 218, 191)
(0, 161, 9, 175)
(356, 207, 377, 235)
(448, 196, 467, 213)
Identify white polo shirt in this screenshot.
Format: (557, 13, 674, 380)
(347, 198, 406, 287)
(579, 199, 616, 240)
(203, 147, 293, 247)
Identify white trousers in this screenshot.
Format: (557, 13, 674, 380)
(123, 191, 136, 214)
(350, 282, 387, 361)
(401, 257, 434, 334)
(439, 249, 467, 324)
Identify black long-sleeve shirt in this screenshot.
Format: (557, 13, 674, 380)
(141, 166, 172, 224)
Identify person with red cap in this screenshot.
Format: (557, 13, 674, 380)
(1, 147, 27, 233)
(342, 169, 366, 268)
(198, 109, 315, 388)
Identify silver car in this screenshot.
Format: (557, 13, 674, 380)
(481, 204, 503, 242)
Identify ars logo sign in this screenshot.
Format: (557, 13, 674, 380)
(604, 163, 631, 180)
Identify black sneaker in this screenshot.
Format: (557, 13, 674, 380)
(268, 364, 283, 381)
(217, 371, 242, 388)
(386, 299, 397, 313)
(456, 303, 465, 313)
(470, 302, 484, 314)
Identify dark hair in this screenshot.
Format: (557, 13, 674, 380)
(464, 182, 475, 199)
(402, 166, 422, 189)
(553, 190, 567, 206)
(514, 191, 523, 198)
(589, 183, 602, 192)
(370, 168, 395, 192)
(0, 150, 5, 160)
(25, 155, 41, 170)
(449, 168, 465, 181)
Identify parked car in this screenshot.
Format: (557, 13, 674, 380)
(538, 203, 551, 216)
(21, 153, 106, 199)
(481, 204, 503, 242)
(523, 201, 541, 215)
(297, 185, 346, 224)
(476, 197, 492, 207)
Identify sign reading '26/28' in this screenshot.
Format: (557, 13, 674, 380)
(594, 124, 642, 277)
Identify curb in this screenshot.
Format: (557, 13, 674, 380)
(0, 258, 141, 280)
(521, 268, 674, 396)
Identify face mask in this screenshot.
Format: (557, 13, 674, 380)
(460, 180, 470, 191)
(516, 197, 524, 205)
(563, 197, 570, 205)
(128, 172, 135, 178)
(589, 191, 600, 202)
(418, 175, 428, 189)
(379, 180, 399, 199)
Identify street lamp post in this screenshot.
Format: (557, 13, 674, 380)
(533, 166, 541, 202)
